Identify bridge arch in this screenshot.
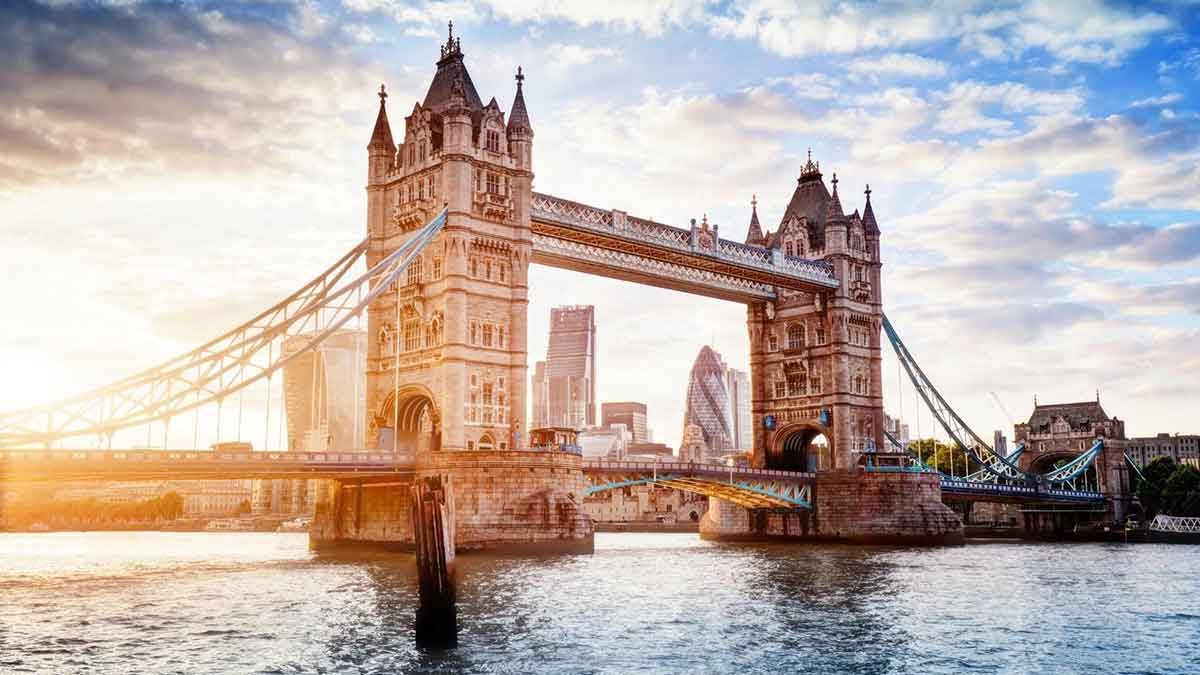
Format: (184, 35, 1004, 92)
(376, 384, 440, 453)
(1028, 450, 1081, 476)
(767, 422, 833, 472)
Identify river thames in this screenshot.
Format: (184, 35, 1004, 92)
(0, 532, 1196, 674)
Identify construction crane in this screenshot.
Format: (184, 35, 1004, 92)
(989, 391, 1016, 427)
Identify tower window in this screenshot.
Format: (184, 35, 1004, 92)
(486, 130, 500, 153)
(407, 257, 422, 286)
(786, 324, 803, 350)
(482, 324, 493, 347)
(487, 172, 500, 194)
(767, 332, 778, 352)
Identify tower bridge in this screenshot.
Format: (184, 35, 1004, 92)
(0, 27, 1127, 548)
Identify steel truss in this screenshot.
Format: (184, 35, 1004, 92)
(0, 209, 448, 449)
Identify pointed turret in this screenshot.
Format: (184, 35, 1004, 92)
(746, 194, 764, 246)
(507, 66, 533, 135)
(367, 84, 394, 183)
(825, 172, 845, 220)
(368, 83, 395, 152)
(862, 184, 880, 236)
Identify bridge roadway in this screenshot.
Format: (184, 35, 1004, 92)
(0, 449, 416, 483)
(0, 450, 1105, 507)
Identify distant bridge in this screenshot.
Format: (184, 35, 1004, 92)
(582, 459, 814, 509)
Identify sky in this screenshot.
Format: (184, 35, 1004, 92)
(1, 0, 1198, 451)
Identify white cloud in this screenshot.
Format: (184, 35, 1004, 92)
(1130, 92, 1183, 108)
(933, 80, 1084, 135)
(846, 53, 949, 78)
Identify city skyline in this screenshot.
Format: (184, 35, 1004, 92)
(2, 1, 1199, 454)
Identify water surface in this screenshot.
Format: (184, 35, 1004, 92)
(0, 532, 1195, 674)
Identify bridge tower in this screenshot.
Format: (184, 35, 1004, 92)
(311, 27, 591, 553)
(747, 155, 884, 472)
(364, 27, 533, 456)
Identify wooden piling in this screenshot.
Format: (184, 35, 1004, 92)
(410, 475, 457, 648)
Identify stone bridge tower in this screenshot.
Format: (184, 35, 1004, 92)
(364, 28, 534, 456)
(747, 154, 884, 472)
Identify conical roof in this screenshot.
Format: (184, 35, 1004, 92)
(779, 151, 831, 248)
(507, 67, 532, 134)
(862, 185, 880, 235)
(368, 85, 394, 151)
(746, 195, 764, 245)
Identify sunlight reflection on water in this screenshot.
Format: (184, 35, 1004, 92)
(0, 532, 1196, 674)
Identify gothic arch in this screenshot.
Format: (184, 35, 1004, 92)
(767, 420, 834, 472)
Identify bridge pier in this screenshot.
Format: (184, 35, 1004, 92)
(700, 472, 962, 545)
(311, 451, 594, 553)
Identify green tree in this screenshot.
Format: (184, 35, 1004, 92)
(158, 491, 184, 520)
(233, 499, 251, 516)
(1135, 456, 1177, 519)
(1162, 464, 1200, 517)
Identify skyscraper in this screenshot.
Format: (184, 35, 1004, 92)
(530, 360, 548, 428)
(724, 368, 752, 451)
(682, 345, 733, 457)
(536, 305, 596, 429)
(601, 401, 648, 443)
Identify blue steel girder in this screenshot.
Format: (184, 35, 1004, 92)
(584, 473, 811, 509)
(1040, 440, 1104, 487)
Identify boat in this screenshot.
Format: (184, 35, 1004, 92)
(277, 517, 312, 533)
(1147, 514, 1200, 544)
(204, 518, 254, 532)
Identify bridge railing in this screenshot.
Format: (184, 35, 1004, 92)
(531, 192, 837, 287)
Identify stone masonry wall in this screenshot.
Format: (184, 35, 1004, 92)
(311, 450, 594, 553)
(700, 471, 963, 545)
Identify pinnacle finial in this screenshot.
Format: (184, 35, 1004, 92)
(864, 183, 871, 201)
(831, 172, 839, 194)
(448, 19, 453, 40)
(516, 66, 525, 87)
(751, 194, 757, 210)
(378, 83, 387, 103)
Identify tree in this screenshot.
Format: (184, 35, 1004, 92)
(158, 491, 184, 520)
(1135, 456, 1177, 519)
(234, 499, 251, 516)
(1162, 464, 1200, 517)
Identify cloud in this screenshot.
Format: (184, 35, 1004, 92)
(1130, 92, 1184, 108)
(933, 80, 1084, 135)
(708, 0, 1172, 65)
(846, 53, 949, 79)
(766, 73, 842, 100)
(0, 0, 387, 189)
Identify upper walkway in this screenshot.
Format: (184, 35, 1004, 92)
(530, 192, 838, 303)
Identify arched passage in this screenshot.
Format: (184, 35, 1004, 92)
(767, 422, 833, 472)
(376, 385, 440, 454)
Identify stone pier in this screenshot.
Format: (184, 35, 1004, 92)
(311, 450, 594, 553)
(700, 471, 963, 545)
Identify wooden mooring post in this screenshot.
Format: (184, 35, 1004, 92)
(410, 475, 457, 648)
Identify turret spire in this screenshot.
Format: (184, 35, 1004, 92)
(507, 65, 533, 135)
(368, 82, 394, 152)
(862, 183, 880, 235)
(746, 194, 764, 246)
(825, 171, 844, 219)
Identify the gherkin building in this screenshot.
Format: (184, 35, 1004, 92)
(682, 346, 732, 458)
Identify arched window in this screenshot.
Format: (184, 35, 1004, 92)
(498, 264, 506, 283)
(786, 324, 803, 350)
(403, 315, 420, 352)
(497, 326, 505, 348)
(482, 324, 493, 347)
(424, 323, 433, 348)
(810, 375, 822, 394)
(767, 332, 778, 352)
(785, 242, 793, 256)
(469, 256, 478, 277)
(469, 321, 478, 345)
(485, 259, 492, 280)
(773, 379, 786, 399)
(787, 371, 805, 397)
(407, 257, 422, 286)
(432, 257, 443, 279)
(478, 434, 495, 451)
